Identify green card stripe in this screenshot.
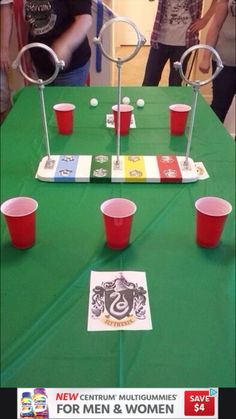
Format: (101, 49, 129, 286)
(90, 155, 111, 183)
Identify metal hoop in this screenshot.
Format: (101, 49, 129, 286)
(12, 42, 65, 85)
(93, 17, 146, 64)
(174, 44, 224, 87)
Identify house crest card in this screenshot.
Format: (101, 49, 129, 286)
(194, 162, 210, 180)
(87, 271, 152, 331)
(106, 114, 136, 128)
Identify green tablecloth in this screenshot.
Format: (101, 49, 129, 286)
(1, 86, 235, 388)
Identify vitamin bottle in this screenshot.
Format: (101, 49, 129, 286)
(32, 388, 49, 418)
(20, 392, 34, 418)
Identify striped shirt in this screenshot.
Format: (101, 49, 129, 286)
(151, 0, 203, 48)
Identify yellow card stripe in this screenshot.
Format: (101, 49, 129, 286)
(124, 156, 146, 182)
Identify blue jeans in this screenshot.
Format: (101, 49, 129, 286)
(52, 61, 90, 86)
(143, 44, 190, 86)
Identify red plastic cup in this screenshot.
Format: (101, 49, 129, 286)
(169, 104, 191, 135)
(1, 197, 38, 249)
(53, 103, 75, 134)
(195, 196, 232, 248)
(101, 198, 137, 249)
(112, 104, 134, 135)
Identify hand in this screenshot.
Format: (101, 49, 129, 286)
(199, 57, 211, 74)
(0, 47, 10, 71)
(189, 18, 207, 33)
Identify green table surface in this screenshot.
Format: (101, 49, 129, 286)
(1, 86, 235, 388)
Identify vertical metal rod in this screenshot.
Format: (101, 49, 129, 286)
(38, 81, 51, 161)
(184, 84, 200, 169)
(115, 59, 122, 166)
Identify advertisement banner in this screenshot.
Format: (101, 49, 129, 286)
(17, 387, 218, 419)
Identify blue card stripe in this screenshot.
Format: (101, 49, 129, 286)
(54, 155, 79, 182)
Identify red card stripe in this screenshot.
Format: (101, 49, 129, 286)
(157, 155, 182, 183)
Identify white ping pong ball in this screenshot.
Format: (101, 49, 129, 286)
(122, 96, 130, 105)
(90, 98, 98, 107)
(137, 98, 145, 108)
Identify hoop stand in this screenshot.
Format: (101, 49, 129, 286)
(13, 42, 65, 169)
(174, 44, 223, 169)
(94, 17, 146, 169)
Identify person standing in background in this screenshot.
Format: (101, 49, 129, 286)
(199, 0, 236, 122)
(21, 0, 92, 86)
(143, 0, 217, 86)
(0, 0, 13, 123)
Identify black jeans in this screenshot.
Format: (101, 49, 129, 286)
(211, 60, 236, 122)
(142, 43, 189, 86)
